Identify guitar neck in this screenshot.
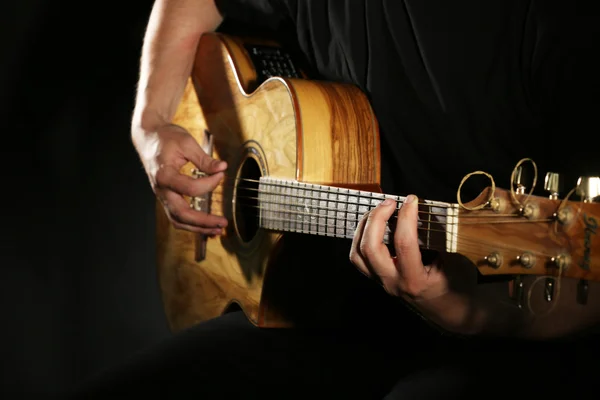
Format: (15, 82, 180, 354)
(257, 177, 459, 253)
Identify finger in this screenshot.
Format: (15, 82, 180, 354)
(349, 210, 372, 277)
(156, 164, 225, 197)
(394, 195, 424, 282)
(359, 199, 399, 282)
(182, 136, 227, 174)
(169, 221, 223, 235)
(162, 190, 228, 229)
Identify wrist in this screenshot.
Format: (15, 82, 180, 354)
(131, 108, 172, 146)
(414, 288, 527, 337)
(133, 107, 171, 131)
(414, 292, 484, 335)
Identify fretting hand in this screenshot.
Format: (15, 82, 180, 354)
(133, 123, 228, 234)
(349, 195, 480, 332)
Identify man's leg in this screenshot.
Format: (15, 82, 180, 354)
(68, 310, 409, 399)
(67, 236, 454, 399)
(383, 339, 599, 400)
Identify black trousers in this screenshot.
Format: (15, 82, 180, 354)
(68, 310, 594, 399)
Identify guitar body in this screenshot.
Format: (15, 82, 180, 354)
(157, 33, 381, 332)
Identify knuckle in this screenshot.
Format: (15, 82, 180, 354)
(171, 221, 185, 231)
(180, 181, 198, 197)
(169, 205, 185, 221)
(183, 132, 197, 144)
(399, 281, 423, 298)
(394, 236, 415, 254)
(359, 240, 374, 260)
(381, 281, 401, 297)
(348, 249, 358, 264)
(365, 209, 377, 221)
(192, 179, 212, 194)
(154, 167, 169, 187)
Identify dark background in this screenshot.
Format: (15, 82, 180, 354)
(2, 1, 599, 398)
(1, 1, 171, 397)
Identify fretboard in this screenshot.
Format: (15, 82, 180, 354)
(258, 177, 458, 253)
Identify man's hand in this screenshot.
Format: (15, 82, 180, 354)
(129, 0, 225, 234)
(133, 123, 228, 234)
(350, 195, 450, 299)
(349, 195, 479, 333)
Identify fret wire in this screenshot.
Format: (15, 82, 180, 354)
(255, 214, 448, 250)
(250, 189, 454, 224)
(254, 178, 453, 248)
(249, 183, 451, 216)
(252, 179, 411, 210)
(216, 176, 456, 211)
(252, 205, 448, 237)
(222, 191, 457, 220)
(426, 202, 432, 249)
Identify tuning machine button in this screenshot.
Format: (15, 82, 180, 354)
(513, 166, 529, 195)
(517, 252, 536, 268)
(551, 253, 571, 269)
(544, 172, 562, 200)
(484, 252, 502, 268)
(576, 176, 600, 202)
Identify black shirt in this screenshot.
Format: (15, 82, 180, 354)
(213, 0, 600, 345)
(216, 0, 599, 203)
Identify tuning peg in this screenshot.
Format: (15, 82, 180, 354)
(513, 166, 529, 195)
(544, 172, 562, 200)
(576, 176, 600, 202)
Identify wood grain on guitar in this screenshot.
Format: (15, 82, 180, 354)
(156, 33, 600, 333)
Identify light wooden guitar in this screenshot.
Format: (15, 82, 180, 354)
(156, 33, 600, 333)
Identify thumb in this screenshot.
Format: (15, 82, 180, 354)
(183, 139, 227, 174)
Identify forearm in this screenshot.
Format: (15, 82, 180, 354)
(414, 282, 527, 337)
(132, 0, 223, 135)
(419, 278, 600, 339)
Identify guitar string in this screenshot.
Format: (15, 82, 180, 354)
(206, 193, 556, 226)
(200, 193, 567, 312)
(185, 170, 569, 258)
(207, 174, 576, 221)
(193, 158, 574, 220)
(187, 137, 570, 313)
(202, 181, 562, 257)
(199, 158, 537, 212)
(203, 209, 564, 315)
(195, 175, 458, 210)
(214, 211, 558, 261)
(208, 188, 525, 220)
(187, 96, 570, 313)
(205, 203, 557, 259)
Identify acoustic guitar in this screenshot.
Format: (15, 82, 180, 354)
(156, 33, 600, 333)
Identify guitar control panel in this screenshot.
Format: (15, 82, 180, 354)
(245, 44, 301, 84)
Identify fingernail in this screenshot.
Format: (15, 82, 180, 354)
(405, 194, 416, 204)
(382, 198, 394, 206)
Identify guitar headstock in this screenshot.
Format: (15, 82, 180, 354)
(456, 172, 600, 283)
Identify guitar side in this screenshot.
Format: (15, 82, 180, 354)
(156, 33, 381, 332)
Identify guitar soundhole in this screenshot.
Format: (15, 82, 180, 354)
(234, 156, 262, 244)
